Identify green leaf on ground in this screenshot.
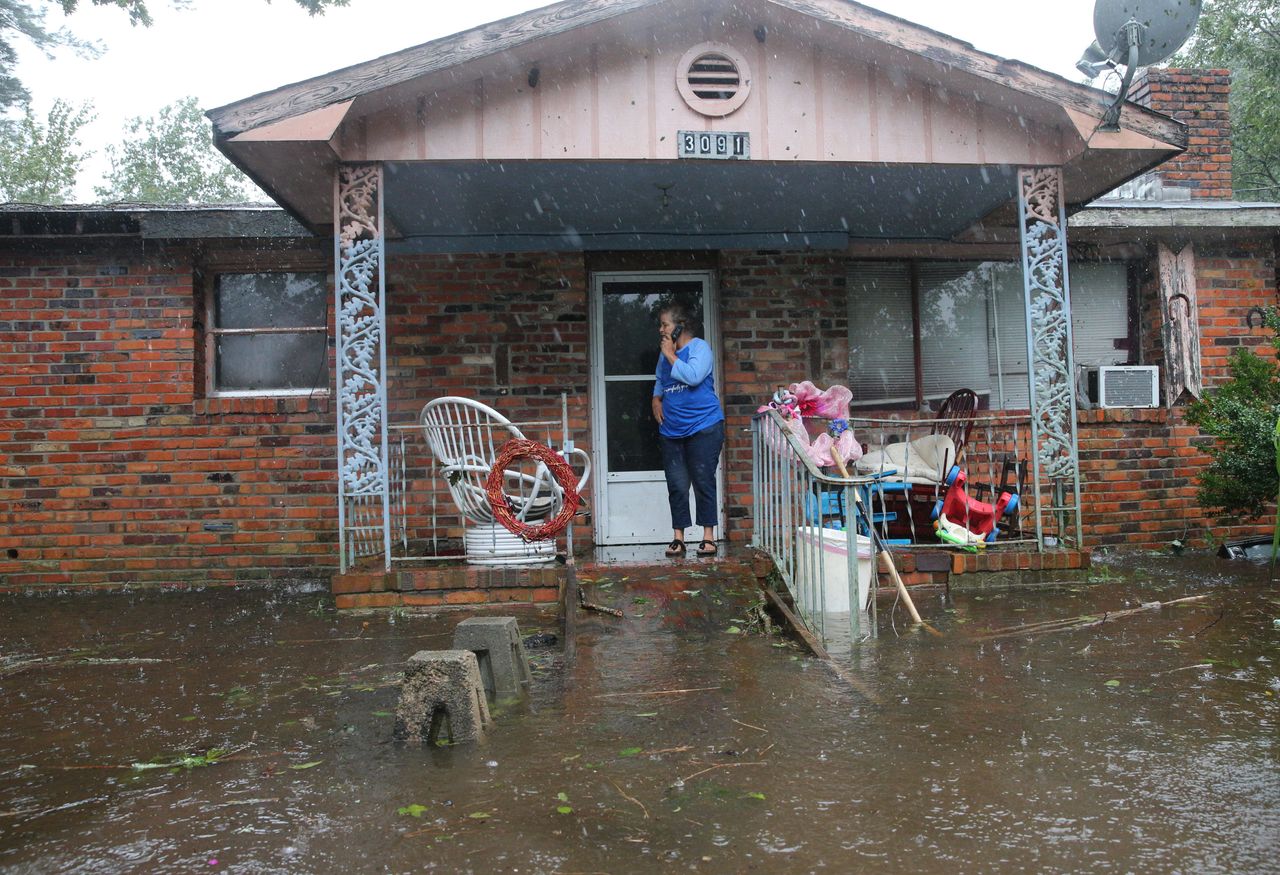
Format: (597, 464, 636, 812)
(745, 791, 766, 800)
(619, 747, 642, 757)
(557, 791, 569, 802)
(634, 712, 658, 718)
(289, 761, 322, 770)
(726, 626, 742, 635)
(556, 805, 573, 814)
(371, 710, 393, 718)
(1104, 679, 1121, 687)
(468, 811, 492, 820)
(397, 804, 429, 817)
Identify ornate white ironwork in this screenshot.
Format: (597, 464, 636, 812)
(335, 163, 390, 570)
(1018, 167, 1083, 547)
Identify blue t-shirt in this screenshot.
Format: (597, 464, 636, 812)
(653, 337, 724, 438)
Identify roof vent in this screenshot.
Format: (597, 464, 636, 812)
(676, 43, 752, 117)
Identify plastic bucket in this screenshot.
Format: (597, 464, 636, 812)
(795, 526, 873, 612)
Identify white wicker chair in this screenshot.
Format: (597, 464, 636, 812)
(420, 396, 590, 565)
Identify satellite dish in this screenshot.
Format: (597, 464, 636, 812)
(1095, 0, 1203, 66)
(1078, 0, 1203, 130)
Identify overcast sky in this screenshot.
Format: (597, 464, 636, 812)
(15, 0, 1106, 200)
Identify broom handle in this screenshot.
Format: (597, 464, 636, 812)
(832, 454, 924, 625)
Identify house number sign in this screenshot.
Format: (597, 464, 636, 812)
(678, 131, 750, 160)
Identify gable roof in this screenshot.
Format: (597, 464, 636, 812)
(208, 0, 1181, 145)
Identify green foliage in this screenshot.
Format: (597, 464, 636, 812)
(1185, 309, 1280, 518)
(0, 98, 94, 202)
(1172, 0, 1280, 200)
(95, 96, 262, 203)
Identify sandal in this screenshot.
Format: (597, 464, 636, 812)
(664, 539, 686, 558)
(696, 539, 717, 557)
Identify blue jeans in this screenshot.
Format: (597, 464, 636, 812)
(660, 420, 724, 531)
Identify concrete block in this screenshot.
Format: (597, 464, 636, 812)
(451, 616, 533, 701)
(395, 650, 491, 746)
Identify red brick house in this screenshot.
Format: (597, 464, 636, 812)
(1, 0, 1277, 594)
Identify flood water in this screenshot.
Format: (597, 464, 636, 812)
(1, 553, 1277, 873)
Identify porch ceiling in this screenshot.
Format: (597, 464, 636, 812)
(382, 160, 1019, 253)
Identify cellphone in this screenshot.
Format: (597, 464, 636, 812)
(670, 324, 683, 343)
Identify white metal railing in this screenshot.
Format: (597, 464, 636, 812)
(348, 394, 583, 566)
(751, 409, 879, 645)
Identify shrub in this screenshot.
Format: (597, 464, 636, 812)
(1185, 309, 1280, 519)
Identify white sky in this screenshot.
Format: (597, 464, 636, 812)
(14, 0, 1105, 200)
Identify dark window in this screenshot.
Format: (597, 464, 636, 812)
(847, 260, 1129, 410)
(207, 272, 328, 395)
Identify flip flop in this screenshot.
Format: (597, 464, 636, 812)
(696, 539, 717, 557)
(664, 539, 686, 558)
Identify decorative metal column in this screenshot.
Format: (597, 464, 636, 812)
(334, 163, 391, 571)
(1017, 167, 1084, 549)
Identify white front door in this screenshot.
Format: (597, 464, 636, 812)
(589, 271, 722, 545)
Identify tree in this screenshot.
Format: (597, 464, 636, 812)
(1172, 0, 1280, 200)
(0, 97, 94, 202)
(95, 96, 264, 203)
(1185, 310, 1280, 520)
(1, 0, 348, 113)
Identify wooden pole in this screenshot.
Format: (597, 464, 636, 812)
(831, 454, 925, 627)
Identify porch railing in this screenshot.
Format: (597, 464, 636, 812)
(848, 412, 1060, 549)
(750, 409, 880, 645)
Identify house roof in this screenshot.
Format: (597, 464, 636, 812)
(0, 203, 312, 239)
(207, 0, 1180, 145)
(204, 0, 1186, 248)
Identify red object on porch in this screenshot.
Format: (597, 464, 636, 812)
(485, 439, 583, 542)
(936, 466, 1017, 542)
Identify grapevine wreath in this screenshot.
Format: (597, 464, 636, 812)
(484, 438, 582, 541)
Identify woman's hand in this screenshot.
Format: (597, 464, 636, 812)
(659, 332, 676, 363)
(652, 395, 664, 425)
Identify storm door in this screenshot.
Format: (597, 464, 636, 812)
(589, 272, 722, 545)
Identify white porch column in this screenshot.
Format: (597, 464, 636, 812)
(1017, 166, 1084, 549)
(334, 163, 391, 572)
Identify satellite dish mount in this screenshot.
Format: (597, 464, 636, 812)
(1079, 0, 1203, 132)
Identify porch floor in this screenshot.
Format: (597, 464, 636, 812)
(329, 542, 1091, 609)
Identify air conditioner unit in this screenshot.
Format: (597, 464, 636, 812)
(1086, 365, 1160, 408)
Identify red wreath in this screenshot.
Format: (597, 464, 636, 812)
(484, 438, 582, 542)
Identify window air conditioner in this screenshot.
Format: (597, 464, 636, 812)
(1086, 365, 1160, 408)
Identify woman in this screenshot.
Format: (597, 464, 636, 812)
(651, 304, 725, 558)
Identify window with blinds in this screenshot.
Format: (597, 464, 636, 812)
(848, 260, 1129, 410)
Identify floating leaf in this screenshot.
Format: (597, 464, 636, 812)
(371, 711, 393, 718)
(745, 791, 766, 800)
(561, 754, 580, 763)
(726, 626, 742, 635)
(1104, 679, 1121, 687)
(556, 791, 569, 802)
(634, 712, 658, 718)
(632, 596, 651, 605)
(397, 804, 429, 818)
(468, 811, 491, 820)
(682, 590, 701, 597)
(179, 715, 197, 722)
(556, 805, 573, 814)
(619, 747, 642, 757)
(289, 761, 322, 770)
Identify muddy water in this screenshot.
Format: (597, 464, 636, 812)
(0, 554, 1277, 874)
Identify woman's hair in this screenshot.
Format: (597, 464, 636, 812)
(660, 302, 698, 336)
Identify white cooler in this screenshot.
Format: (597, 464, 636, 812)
(795, 526, 874, 613)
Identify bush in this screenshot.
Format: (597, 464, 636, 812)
(1185, 310, 1280, 519)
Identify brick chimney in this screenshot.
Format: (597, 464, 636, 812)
(1129, 68, 1232, 199)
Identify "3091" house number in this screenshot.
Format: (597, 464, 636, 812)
(677, 131, 750, 160)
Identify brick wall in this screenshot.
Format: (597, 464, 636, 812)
(0, 239, 337, 590)
(1130, 68, 1232, 199)
(2, 228, 1275, 590)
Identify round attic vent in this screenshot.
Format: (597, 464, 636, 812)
(676, 43, 752, 117)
